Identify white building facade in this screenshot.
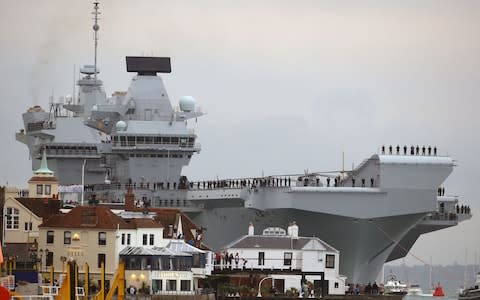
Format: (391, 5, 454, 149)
(222, 223, 346, 296)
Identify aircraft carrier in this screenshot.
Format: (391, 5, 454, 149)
(15, 3, 472, 283)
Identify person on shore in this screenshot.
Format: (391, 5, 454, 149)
(234, 253, 240, 268)
(365, 282, 372, 294)
(372, 282, 379, 294)
(354, 284, 360, 295)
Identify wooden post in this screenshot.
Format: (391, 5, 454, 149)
(118, 261, 125, 300)
(84, 263, 89, 299)
(50, 266, 54, 286)
(99, 261, 105, 300)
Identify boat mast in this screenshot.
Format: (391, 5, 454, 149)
(92, 2, 100, 80)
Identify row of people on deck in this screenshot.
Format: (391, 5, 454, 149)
(215, 251, 248, 269)
(382, 145, 438, 156)
(85, 175, 379, 192)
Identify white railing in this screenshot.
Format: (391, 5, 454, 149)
(40, 285, 59, 296)
(39, 285, 84, 299)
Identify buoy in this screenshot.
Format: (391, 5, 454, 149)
(433, 283, 445, 297)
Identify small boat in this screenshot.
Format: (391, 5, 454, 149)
(408, 284, 423, 295)
(384, 274, 408, 296)
(459, 272, 480, 300)
(408, 284, 430, 296)
(433, 283, 445, 297)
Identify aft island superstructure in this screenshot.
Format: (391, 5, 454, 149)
(15, 4, 472, 284)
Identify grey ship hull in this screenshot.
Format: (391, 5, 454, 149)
(189, 207, 426, 283)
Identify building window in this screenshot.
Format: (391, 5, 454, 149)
(37, 184, 43, 195)
(24, 222, 32, 231)
(180, 280, 191, 291)
(142, 234, 148, 245)
(258, 252, 265, 266)
(127, 234, 131, 245)
(98, 253, 106, 268)
(326, 254, 335, 269)
(167, 280, 177, 291)
(98, 232, 106, 245)
(335, 282, 339, 288)
(45, 185, 51, 195)
(64, 231, 72, 244)
(121, 234, 125, 245)
(47, 231, 54, 244)
(284, 252, 292, 266)
(6, 207, 19, 229)
(149, 234, 154, 245)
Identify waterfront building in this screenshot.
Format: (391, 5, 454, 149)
(219, 223, 346, 296)
(120, 239, 213, 295)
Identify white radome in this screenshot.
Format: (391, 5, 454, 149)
(179, 96, 196, 112)
(115, 120, 127, 131)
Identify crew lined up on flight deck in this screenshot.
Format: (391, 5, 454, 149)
(381, 145, 438, 156)
(457, 204, 471, 214)
(85, 175, 379, 193)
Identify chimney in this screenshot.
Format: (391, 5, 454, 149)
(290, 221, 299, 239)
(125, 188, 135, 211)
(248, 222, 254, 236)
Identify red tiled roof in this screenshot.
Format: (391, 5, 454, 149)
(40, 206, 133, 230)
(16, 198, 61, 220)
(126, 218, 163, 229)
(28, 176, 58, 182)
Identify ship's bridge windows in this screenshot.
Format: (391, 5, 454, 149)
(154, 136, 161, 144)
(171, 137, 179, 144)
(127, 136, 135, 146)
(163, 137, 171, 144)
(145, 136, 153, 144)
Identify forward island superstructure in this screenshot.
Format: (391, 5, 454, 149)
(15, 4, 472, 284)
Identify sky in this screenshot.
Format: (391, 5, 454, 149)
(0, 0, 479, 266)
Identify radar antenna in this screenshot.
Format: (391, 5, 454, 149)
(92, 2, 100, 80)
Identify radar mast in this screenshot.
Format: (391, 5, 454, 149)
(92, 2, 100, 80)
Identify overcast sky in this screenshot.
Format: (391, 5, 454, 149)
(0, 0, 479, 266)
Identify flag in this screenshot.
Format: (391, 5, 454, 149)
(0, 240, 3, 264)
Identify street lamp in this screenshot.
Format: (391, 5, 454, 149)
(257, 276, 273, 297)
(82, 159, 87, 206)
(60, 256, 67, 273)
(44, 249, 50, 272)
(39, 249, 44, 271)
